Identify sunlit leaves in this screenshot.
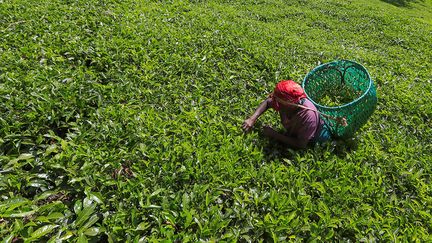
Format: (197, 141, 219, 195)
(1, 0, 432, 241)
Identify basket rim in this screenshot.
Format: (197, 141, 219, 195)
(301, 59, 373, 110)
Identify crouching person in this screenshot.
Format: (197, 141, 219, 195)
(242, 80, 332, 149)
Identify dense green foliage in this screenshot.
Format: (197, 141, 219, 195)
(1, 0, 431, 241)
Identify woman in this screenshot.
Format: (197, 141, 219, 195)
(242, 80, 331, 149)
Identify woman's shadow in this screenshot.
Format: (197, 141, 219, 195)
(254, 121, 360, 163)
(380, 0, 423, 7)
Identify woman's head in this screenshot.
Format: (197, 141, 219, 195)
(271, 80, 307, 111)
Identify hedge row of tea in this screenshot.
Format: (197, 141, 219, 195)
(1, 0, 431, 241)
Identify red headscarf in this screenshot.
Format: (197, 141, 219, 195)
(271, 80, 307, 111)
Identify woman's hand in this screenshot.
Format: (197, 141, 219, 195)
(242, 118, 256, 133)
(242, 98, 272, 133)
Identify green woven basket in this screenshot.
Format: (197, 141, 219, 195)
(302, 60, 377, 139)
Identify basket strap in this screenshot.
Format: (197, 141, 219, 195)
(291, 103, 347, 127)
(273, 95, 347, 127)
(276, 93, 348, 127)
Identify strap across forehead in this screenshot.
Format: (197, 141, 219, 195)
(273, 95, 297, 106)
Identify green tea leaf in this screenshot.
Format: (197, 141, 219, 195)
(74, 203, 96, 227)
(17, 153, 34, 161)
(84, 227, 100, 236)
(136, 222, 150, 231)
(81, 214, 99, 230)
(46, 212, 65, 220)
(74, 200, 82, 214)
(0, 197, 30, 212)
(58, 231, 74, 241)
(2, 233, 14, 243)
(76, 234, 88, 243)
(4, 210, 37, 218)
(30, 224, 59, 240)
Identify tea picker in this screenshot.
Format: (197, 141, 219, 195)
(242, 80, 333, 149)
(242, 60, 377, 149)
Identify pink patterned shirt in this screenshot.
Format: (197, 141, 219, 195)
(276, 99, 323, 142)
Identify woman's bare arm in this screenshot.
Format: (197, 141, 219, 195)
(242, 97, 272, 132)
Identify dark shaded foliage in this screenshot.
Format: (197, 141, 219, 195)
(381, 0, 424, 7)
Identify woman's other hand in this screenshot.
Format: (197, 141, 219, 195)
(262, 125, 277, 137)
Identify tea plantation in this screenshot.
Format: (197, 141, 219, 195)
(1, 0, 431, 241)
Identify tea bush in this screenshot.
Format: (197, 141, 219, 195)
(1, 0, 431, 241)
